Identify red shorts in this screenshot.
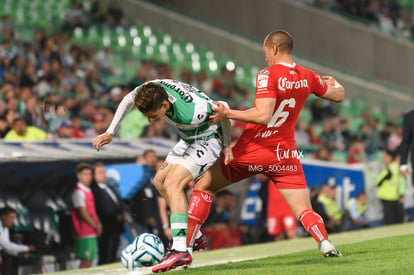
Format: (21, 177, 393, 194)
(267, 215, 297, 235)
(220, 141, 307, 189)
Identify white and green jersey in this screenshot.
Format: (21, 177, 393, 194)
(106, 79, 230, 145)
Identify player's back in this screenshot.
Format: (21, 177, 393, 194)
(239, 63, 327, 148)
(149, 79, 220, 144)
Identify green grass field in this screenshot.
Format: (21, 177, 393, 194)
(180, 234, 414, 275)
(47, 223, 414, 275)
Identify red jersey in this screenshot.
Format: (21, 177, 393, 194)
(237, 63, 327, 148)
(221, 63, 327, 188)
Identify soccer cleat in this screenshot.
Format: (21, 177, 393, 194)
(318, 239, 342, 257)
(152, 250, 192, 273)
(193, 235, 208, 252)
(162, 248, 172, 260)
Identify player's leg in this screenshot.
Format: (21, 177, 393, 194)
(153, 139, 222, 272)
(272, 169, 341, 257)
(187, 141, 259, 252)
(163, 164, 194, 248)
(153, 139, 188, 205)
(279, 187, 342, 257)
(193, 159, 233, 193)
(153, 161, 174, 205)
(187, 159, 234, 252)
(77, 237, 97, 268)
(152, 163, 194, 273)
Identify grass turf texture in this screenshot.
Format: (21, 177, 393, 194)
(180, 234, 414, 275)
(45, 223, 413, 274)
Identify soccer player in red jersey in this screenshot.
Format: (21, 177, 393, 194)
(184, 30, 345, 266)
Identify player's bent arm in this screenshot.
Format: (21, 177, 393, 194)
(106, 90, 136, 134)
(225, 98, 276, 125)
(320, 78, 345, 103)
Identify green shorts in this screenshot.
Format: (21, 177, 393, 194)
(74, 237, 98, 260)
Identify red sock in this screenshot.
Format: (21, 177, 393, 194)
(299, 209, 328, 243)
(186, 190, 213, 247)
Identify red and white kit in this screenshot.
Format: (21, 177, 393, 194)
(221, 63, 327, 188)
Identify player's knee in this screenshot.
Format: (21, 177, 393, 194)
(194, 174, 212, 191)
(163, 178, 184, 194)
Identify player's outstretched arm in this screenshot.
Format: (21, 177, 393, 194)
(210, 98, 275, 125)
(320, 76, 345, 103)
(92, 90, 136, 151)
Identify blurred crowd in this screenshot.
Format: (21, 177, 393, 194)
(311, 0, 414, 37)
(0, 0, 407, 165)
(300, 99, 404, 163)
(0, 0, 250, 145)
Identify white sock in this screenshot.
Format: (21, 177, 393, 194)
(195, 229, 203, 239)
(170, 213, 187, 252)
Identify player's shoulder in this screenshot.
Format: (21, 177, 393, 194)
(294, 64, 316, 75)
(295, 64, 323, 85)
(258, 68, 271, 75)
(260, 63, 312, 75)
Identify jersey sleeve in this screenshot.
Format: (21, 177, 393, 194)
(255, 69, 276, 99)
(72, 189, 86, 208)
(312, 72, 328, 97)
(106, 90, 136, 134)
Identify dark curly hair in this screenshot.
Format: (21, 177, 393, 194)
(134, 83, 168, 114)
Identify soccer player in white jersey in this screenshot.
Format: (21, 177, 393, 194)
(92, 79, 232, 272)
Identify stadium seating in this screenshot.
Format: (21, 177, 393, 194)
(294, 0, 414, 43)
(1, 0, 393, 166)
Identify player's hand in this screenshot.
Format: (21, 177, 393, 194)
(209, 101, 228, 123)
(28, 245, 36, 252)
(223, 146, 233, 165)
(400, 167, 409, 178)
(322, 76, 341, 88)
(92, 132, 113, 151)
(322, 76, 335, 84)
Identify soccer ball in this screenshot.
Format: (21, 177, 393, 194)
(120, 244, 140, 271)
(131, 233, 165, 267)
